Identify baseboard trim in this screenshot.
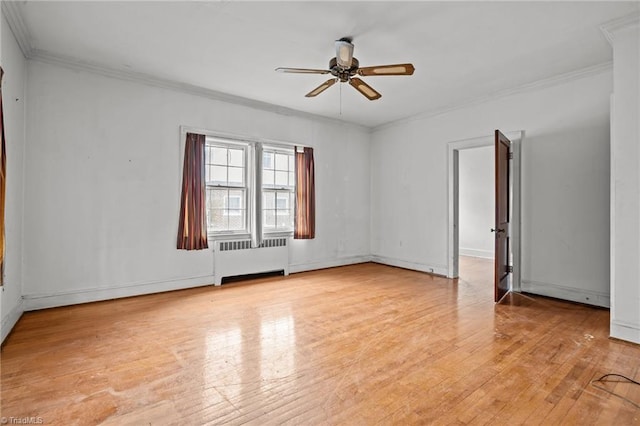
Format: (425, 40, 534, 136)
(459, 248, 494, 259)
(20, 255, 444, 312)
(521, 279, 610, 308)
(1, 297, 24, 344)
(289, 255, 372, 274)
(370, 255, 448, 277)
(22, 274, 215, 311)
(610, 319, 640, 345)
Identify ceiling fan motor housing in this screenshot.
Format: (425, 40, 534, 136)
(329, 57, 360, 82)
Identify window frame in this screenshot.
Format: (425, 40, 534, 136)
(205, 138, 250, 237)
(262, 146, 295, 234)
(180, 127, 300, 242)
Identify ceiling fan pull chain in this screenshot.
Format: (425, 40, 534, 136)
(339, 82, 342, 115)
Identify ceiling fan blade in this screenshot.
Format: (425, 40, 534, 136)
(349, 77, 382, 100)
(357, 63, 415, 76)
(276, 67, 330, 75)
(305, 78, 338, 97)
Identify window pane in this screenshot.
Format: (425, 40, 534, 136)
(228, 189, 245, 209)
(210, 210, 228, 231)
(263, 191, 276, 209)
(211, 147, 228, 166)
(226, 197, 240, 210)
(228, 166, 244, 186)
(275, 153, 289, 171)
(276, 192, 289, 210)
(228, 211, 246, 231)
(263, 169, 275, 187)
(228, 148, 244, 167)
(275, 171, 288, 187)
(289, 171, 295, 187)
(264, 210, 276, 228)
(289, 154, 295, 172)
(277, 209, 292, 229)
(204, 140, 251, 235)
(211, 166, 227, 185)
(209, 188, 227, 209)
(263, 152, 274, 170)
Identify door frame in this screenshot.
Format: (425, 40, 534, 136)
(446, 130, 524, 293)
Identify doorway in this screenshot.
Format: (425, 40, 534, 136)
(459, 146, 494, 261)
(446, 131, 523, 294)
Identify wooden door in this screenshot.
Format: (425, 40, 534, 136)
(494, 130, 511, 302)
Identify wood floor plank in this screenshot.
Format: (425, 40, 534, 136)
(1, 257, 639, 425)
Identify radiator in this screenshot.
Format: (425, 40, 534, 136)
(213, 238, 289, 285)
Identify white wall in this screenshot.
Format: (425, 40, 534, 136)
(608, 16, 640, 343)
(459, 146, 494, 259)
(371, 69, 611, 307)
(22, 60, 370, 310)
(1, 13, 26, 342)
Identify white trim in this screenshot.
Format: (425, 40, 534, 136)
(373, 62, 612, 133)
(1, 1, 32, 58)
(30, 50, 367, 132)
(600, 12, 640, 46)
(15, 37, 616, 135)
(459, 248, 494, 259)
(521, 280, 610, 309)
(289, 255, 372, 274)
(370, 255, 447, 277)
(510, 133, 523, 293)
(609, 92, 617, 338)
(22, 274, 215, 311)
(179, 125, 310, 150)
(610, 319, 640, 345)
(1, 297, 24, 344)
(2, 3, 621, 133)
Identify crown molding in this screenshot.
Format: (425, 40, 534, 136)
(372, 61, 613, 133)
(1, 1, 33, 58)
(31, 47, 614, 135)
(1, 2, 365, 131)
(600, 11, 640, 46)
(4, 1, 625, 134)
(29, 49, 368, 132)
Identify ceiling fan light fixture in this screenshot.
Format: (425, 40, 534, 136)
(335, 39, 354, 69)
(276, 38, 414, 101)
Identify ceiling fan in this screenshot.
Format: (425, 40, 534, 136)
(275, 37, 415, 101)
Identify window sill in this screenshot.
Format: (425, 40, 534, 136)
(208, 233, 251, 242)
(264, 231, 294, 238)
(207, 231, 293, 242)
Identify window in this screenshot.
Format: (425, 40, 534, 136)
(262, 149, 295, 232)
(205, 141, 247, 234)
(204, 137, 295, 237)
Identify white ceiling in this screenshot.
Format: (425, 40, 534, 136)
(9, 1, 640, 128)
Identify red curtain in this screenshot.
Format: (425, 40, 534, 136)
(177, 133, 208, 250)
(0, 67, 6, 285)
(294, 147, 315, 239)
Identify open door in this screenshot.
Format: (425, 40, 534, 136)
(494, 130, 511, 302)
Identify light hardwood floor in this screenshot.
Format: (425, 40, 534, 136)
(1, 257, 639, 425)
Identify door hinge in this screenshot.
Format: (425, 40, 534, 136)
(507, 265, 513, 273)
(508, 152, 513, 160)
